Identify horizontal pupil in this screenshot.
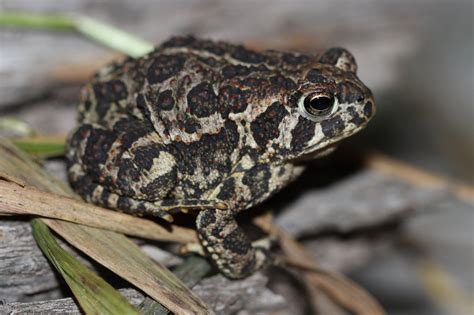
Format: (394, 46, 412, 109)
(304, 96, 333, 114)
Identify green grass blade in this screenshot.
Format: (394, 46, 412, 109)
(75, 17, 154, 57)
(0, 117, 36, 137)
(31, 219, 140, 315)
(13, 136, 66, 159)
(0, 12, 75, 30)
(0, 12, 153, 57)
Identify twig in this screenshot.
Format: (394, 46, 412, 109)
(255, 214, 386, 315)
(364, 152, 474, 205)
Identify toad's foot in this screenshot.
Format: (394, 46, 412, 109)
(196, 209, 273, 279)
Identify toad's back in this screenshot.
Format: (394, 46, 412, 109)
(67, 36, 313, 207)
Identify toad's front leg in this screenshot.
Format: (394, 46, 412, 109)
(196, 209, 271, 279)
(196, 161, 302, 278)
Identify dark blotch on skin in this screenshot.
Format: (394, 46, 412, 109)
(321, 116, 345, 138)
(347, 106, 365, 126)
(82, 126, 117, 167)
(156, 90, 175, 111)
(199, 211, 216, 227)
(187, 82, 219, 118)
(222, 65, 251, 78)
(222, 64, 270, 79)
(183, 117, 200, 133)
(364, 101, 373, 118)
(337, 81, 363, 104)
(217, 177, 236, 202)
(306, 69, 331, 84)
(117, 196, 132, 211)
(218, 85, 249, 116)
(116, 159, 142, 196)
(173, 120, 239, 189)
(291, 116, 316, 152)
(231, 46, 265, 64)
(269, 75, 297, 90)
(250, 102, 288, 148)
(223, 229, 252, 255)
(100, 189, 111, 206)
(83, 100, 92, 112)
(140, 164, 177, 200)
(132, 144, 163, 170)
(147, 54, 185, 84)
(282, 53, 311, 65)
(92, 80, 128, 118)
(69, 174, 98, 203)
(161, 35, 196, 48)
(242, 164, 271, 198)
(113, 117, 151, 148)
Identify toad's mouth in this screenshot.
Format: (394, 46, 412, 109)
(290, 143, 339, 163)
(308, 142, 339, 157)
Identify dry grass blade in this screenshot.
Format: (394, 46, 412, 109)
(0, 179, 198, 243)
(255, 214, 385, 315)
(280, 231, 385, 315)
(31, 219, 140, 315)
(416, 259, 474, 315)
(138, 256, 213, 314)
(0, 138, 210, 314)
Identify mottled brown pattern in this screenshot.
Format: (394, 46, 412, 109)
(66, 35, 375, 278)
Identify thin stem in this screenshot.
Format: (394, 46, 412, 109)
(0, 12, 154, 57)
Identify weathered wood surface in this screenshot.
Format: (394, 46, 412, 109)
(1, 275, 285, 315)
(0, 166, 440, 303)
(0, 289, 145, 315)
(276, 169, 441, 236)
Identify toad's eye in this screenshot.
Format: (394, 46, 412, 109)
(298, 93, 337, 121)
